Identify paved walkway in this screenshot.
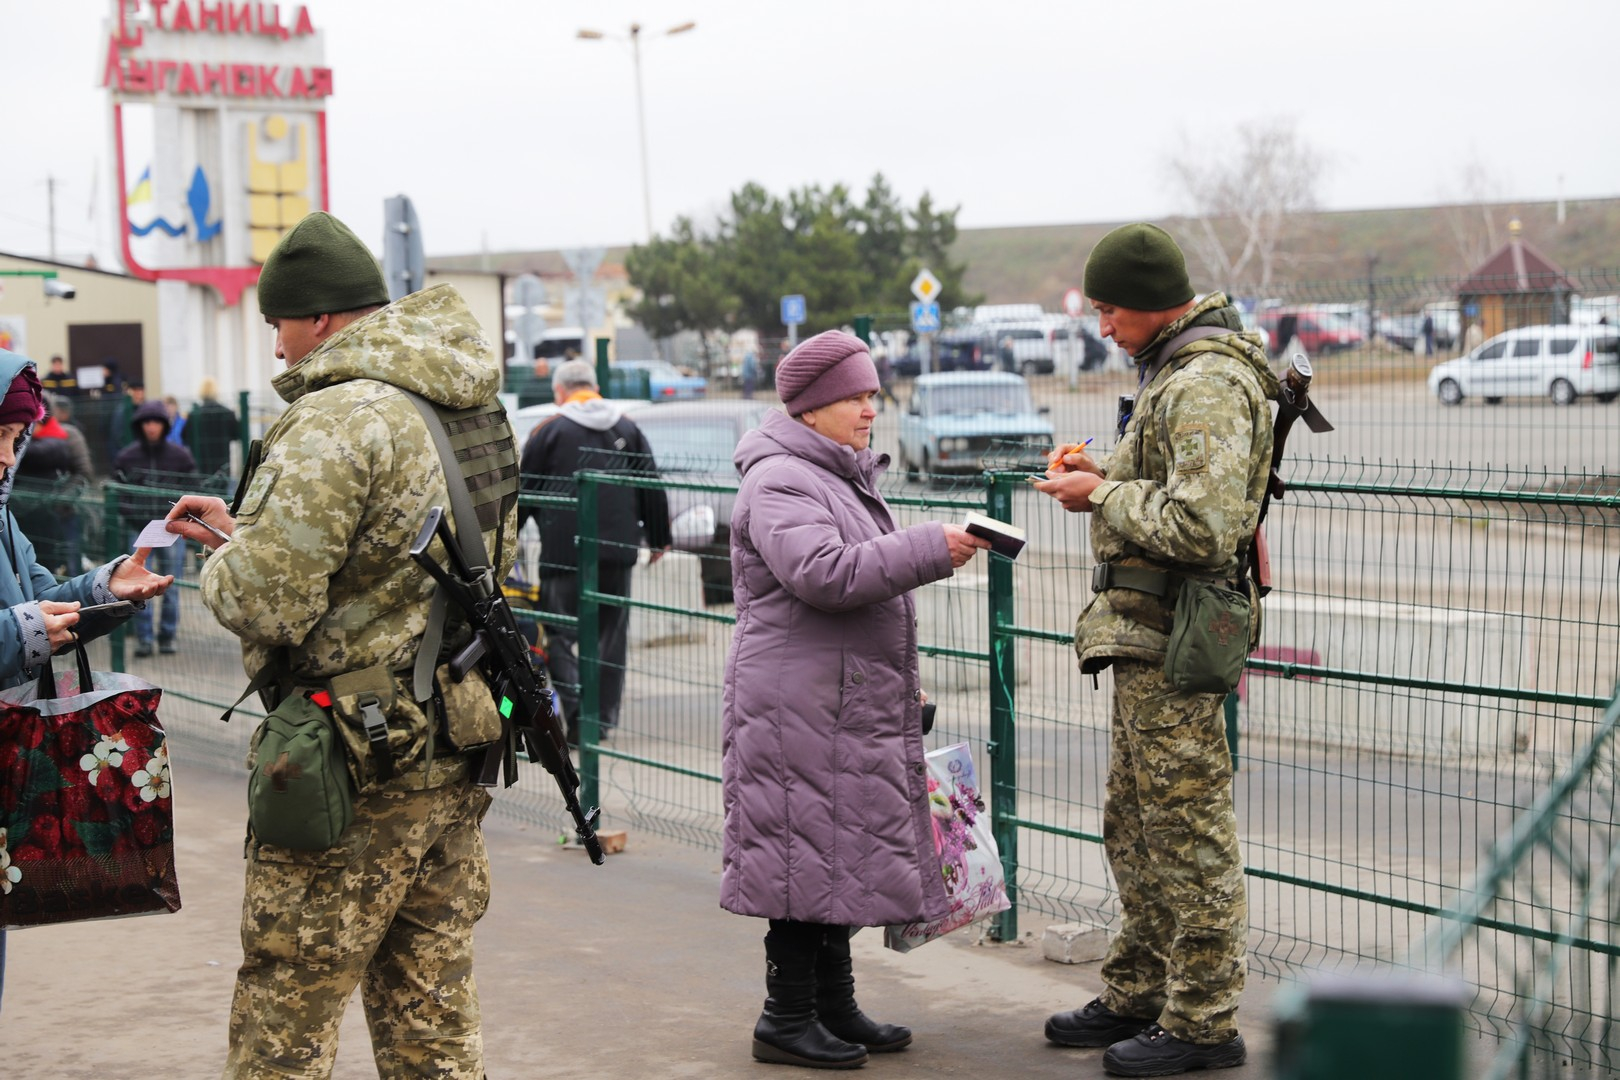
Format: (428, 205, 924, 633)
(4, 757, 1277, 1078)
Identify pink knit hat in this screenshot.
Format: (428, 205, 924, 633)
(776, 330, 879, 416)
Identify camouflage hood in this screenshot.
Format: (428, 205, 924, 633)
(1138, 292, 1282, 402)
(271, 283, 500, 410)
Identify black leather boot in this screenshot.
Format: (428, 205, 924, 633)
(753, 927, 869, 1069)
(815, 928, 913, 1053)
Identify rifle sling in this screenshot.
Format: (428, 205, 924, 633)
(404, 391, 493, 704)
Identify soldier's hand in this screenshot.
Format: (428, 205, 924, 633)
(166, 495, 235, 549)
(1047, 442, 1103, 477)
(1030, 470, 1104, 513)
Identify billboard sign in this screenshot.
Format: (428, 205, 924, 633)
(102, 0, 333, 305)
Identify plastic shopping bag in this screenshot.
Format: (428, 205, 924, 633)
(884, 742, 1009, 952)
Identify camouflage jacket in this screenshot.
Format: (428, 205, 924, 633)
(1075, 292, 1281, 672)
(201, 284, 517, 780)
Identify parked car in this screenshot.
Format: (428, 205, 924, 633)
(1427, 325, 1620, 406)
(896, 372, 1055, 480)
(614, 359, 708, 401)
(1258, 308, 1365, 355)
(988, 323, 1056, 376)
(623, 399, 773, 605)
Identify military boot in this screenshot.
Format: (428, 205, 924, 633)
(814, 928, 912, 1053)
(1046, 996, 1156, 1047)
(753, 932, 869, 1069)
(1102, 1024, 1247, 1077)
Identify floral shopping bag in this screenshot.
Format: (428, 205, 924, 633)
(0, 642, 180, 930)
(885, 742, 1010, 952)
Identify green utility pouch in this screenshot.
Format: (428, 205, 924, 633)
(1163, 578, 1253, 694)
(247, 691, 354, 850)
(325, 666, 398, 791)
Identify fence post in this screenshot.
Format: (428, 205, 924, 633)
(236, 388, 252, 474)
(102, 483, 125, 674)
(576, 473, 601, 813)
(986, 473, 1018, 941)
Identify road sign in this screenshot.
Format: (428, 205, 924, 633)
(910, 300, 941, 334)
(910, 269, 941, 303)
(781, 294, 807, 326)
(1063, 287, 1084, 318)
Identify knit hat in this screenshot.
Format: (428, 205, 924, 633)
(256, 211, 390, 318)
(0, 366, 45, 428)
(776, 330, 880, 416)
(1083, 223, 1194, 312)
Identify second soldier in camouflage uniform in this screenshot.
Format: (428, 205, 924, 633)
(169, 212, 518, 1079)
(1032, 223, 1279, 1077)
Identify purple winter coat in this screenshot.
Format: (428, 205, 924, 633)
(721, 408, 955, 926)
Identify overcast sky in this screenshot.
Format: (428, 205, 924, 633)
(4, 0, 1617, 264)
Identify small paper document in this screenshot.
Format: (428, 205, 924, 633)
(963, 511, 1026, 560)
(134, 519, 184, 548)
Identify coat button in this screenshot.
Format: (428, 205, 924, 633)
(851, 672, 864, 685)
(913, 763, 925, 776)
(911, 689, 921, 702)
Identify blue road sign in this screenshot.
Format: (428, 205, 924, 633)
(781, 294, 807, 326)
(910, 300, 941, 334)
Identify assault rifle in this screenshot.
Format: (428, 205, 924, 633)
(410, 506, 605, 864)
(1250, 352, 1335, 596)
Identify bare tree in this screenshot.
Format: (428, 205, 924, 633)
(1166, 118, 1323, 294)
(1437, 151, 1507, 273)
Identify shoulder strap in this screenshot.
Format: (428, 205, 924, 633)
(403, 390, 496, 703)
(1139, 325, 1230, 389)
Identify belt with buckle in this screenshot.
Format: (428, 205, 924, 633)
(1091, 562, 1179, 598)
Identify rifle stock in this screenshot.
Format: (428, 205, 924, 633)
(410, 506, 606, 865)
(1250, 352, 1335, 597)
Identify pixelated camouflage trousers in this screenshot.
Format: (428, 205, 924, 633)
(1098, 658, 1247, 1044)
(224, 779, 494, 1079)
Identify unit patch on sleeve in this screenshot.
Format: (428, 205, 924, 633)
(1171, 425, 1209, 475)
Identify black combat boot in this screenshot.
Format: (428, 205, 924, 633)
(814, 928, 912, 1052)
(1046, 996, 1157, 1047)
(1101, 1024, 1247, 1077)
(753, 927, 869, 1069)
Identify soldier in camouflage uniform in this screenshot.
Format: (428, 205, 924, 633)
(168, 212, 518, 1079)
(1032, 223, 1279, 1077)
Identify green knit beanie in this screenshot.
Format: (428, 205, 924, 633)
(256, 211, 390, 318)
(1083, 223, 1194, 311)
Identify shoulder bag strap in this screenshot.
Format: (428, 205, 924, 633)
(1138, 325, 1230, 390)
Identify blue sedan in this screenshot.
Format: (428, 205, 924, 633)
(614, 360, 708, 401)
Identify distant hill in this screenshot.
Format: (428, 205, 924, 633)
(432, 197, 1620, 310)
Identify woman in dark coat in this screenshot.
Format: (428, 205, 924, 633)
(722, 330, 988, 1068)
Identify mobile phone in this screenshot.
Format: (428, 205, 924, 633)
(77, 601, 137, 618)
(921, 702, 937, 735)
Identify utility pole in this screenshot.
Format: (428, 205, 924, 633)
(46, 175, 58, 262)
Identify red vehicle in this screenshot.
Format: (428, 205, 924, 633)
(1258, 308, 1365, 355)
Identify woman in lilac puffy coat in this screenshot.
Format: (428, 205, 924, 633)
(721, 330, 988, 1069)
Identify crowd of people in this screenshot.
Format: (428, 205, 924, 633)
(2, 213, 1268, 1078)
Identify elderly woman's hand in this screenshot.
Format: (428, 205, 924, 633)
(941, 525, 991, 568)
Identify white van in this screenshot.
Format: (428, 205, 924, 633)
(1427, 324, 1620, 406)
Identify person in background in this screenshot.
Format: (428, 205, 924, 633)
(107, 380, 143, 459)
(0, 348, 174, 1019)
(163, 395, 186, 446)
(740, 347, 759, 400)
(12, 392, 94, 577)
(39, 355, 77, 396)
(721, 330, 989, 1069)
(114, 398, 196, 657)
(1032, 223, 1274, 1076)
(182, 377, 240, 481)
(520, 358, 670, 744)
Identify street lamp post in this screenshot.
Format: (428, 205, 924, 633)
(577, 21, 696, 244)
